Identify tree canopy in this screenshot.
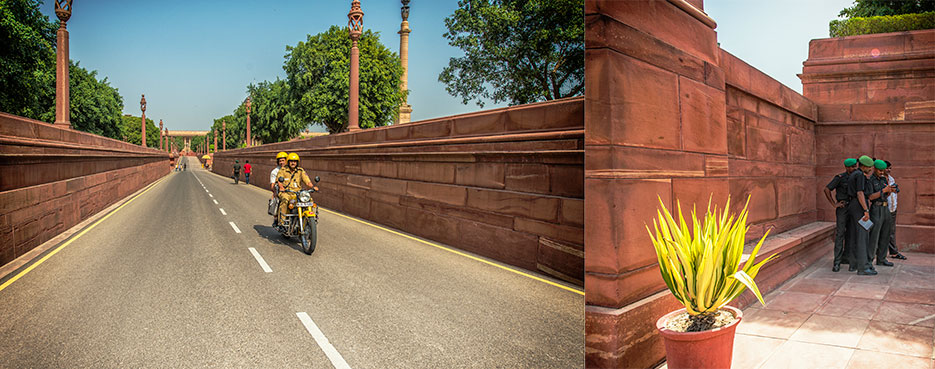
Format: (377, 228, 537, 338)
(68, 62, 124, 139)
(284, 25, 405, 133)
(119, 114, 159, 149)
(0, 0, 56, 119)
(246, 78, 303, 144)
(439, 0, 584, 108)
(838, 0, 934, 18)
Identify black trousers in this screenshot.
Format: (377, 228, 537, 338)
(888, 211, 899, 255)
(833, 205, 850, 265)
(846, 201, 870, 271)
(869, 204, 892, 263)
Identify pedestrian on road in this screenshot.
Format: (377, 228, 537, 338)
(275, 153, 316, 227)
(244, 160, 252, 185)
(233, 160, 242, 184)
(270, 152, 288, 227)
(825, 158, 856, 272)
(867, 159, 895, 267)
(846, 155, 877, 275)
(884, 161, 907, 260)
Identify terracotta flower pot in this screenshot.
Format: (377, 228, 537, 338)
(655, 306, 743, 369)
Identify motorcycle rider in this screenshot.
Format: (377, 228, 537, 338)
(276, 153, 317, 228)
(270, 152, 288, 227)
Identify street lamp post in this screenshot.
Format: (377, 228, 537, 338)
(397, 0, 412, 124)
(140, 95, 147, 147)
(347, 0, 364, 132)
(222, 120, 227, 151)
(245, 97, 252, 147)
(164, 128, 169, 152)
(54, 0, 73, 128)
(159, 119, 164, 151)
(214, 129, 218, 153)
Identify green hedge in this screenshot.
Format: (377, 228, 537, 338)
(830, 11, 935, 37)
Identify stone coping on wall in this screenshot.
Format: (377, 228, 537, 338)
(720, 49, 818, 122)
(0, 112, 170, 157)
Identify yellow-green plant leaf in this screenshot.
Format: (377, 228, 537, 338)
(732, 270, 767, 307)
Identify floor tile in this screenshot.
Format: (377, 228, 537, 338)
(835, 282, 889, 300)
(815, 296, 882, 320)
(736, 308, 811, 339)
(783, 277, 845, 295)
(847, 272, 895, 285)
(891, 275, 935, 291)
(759, 341, 854, 369)
(789, 314, 870, 348)
(872, 301, 935, 328)
(885, 286, 935, 305)
(806, 268, 852, 281)
(731, 334, 785, 369)
(762, 291, 830, 314)
(845, 350, 933, 369)
(856, 321, 934, 358)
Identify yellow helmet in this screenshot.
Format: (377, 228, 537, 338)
(287, 153, 300, 162)
(276, 151, 288, 160)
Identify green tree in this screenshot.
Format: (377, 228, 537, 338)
(284, 25, 405, 133)
(0, 0, 56, 120)
(210, 114, 241, 151)
(65, 62, 124, 139)
(838, 0, 934, 18)
(120, 114, 159, 148)
(439, 0, 584, 108)
(247, 78, 305, 144)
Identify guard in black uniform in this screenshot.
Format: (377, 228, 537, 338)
(824, 158, 857, 272)
(867, 159, 894, 267)
(846, 155, 877, 275)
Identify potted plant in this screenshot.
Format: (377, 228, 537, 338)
(647, 196, 776, 369)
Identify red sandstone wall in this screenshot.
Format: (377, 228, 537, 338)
(801, 30, 935, 253)
(584, 1, 827, 367)
(212, 97, 585, 285)
(0, 113, 170, 266)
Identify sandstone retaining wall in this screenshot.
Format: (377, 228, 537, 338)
(212, 97, 585, 285)
(0, 112, 170, 266)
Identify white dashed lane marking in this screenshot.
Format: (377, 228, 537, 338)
(213, 199, 218, 205)
(229, 221, 241, 233)
(248, 247, 273, 273)
(219, 208, 227, 215)
(296, 312, 352, 369)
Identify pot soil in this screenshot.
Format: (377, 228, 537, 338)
(656, 306, 743, 369)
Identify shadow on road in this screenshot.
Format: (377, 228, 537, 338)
(252, 224, 305, 254)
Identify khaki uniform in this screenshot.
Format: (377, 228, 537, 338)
(276, 166, 313, 224)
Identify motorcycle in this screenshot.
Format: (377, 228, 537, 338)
(276, 176, 321, 254)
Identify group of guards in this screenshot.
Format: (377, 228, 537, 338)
(824, 155, 905, 276)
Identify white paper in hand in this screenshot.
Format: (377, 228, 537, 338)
(859, 218, 873, 230)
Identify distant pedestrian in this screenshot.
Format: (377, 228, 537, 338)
(244, 160, 252, 185)
(233, 160, 242, 184)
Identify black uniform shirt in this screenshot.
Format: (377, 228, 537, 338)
(826, 172, 851, 201)
(869, 175, 888, 204)
(847, 169, 868, 202)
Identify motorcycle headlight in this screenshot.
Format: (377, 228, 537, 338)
(298, 191, 311, 202)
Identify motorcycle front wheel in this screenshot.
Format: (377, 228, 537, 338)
(300, 217, 317, 255)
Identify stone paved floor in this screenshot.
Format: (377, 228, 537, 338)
(730, 251, 935, 369)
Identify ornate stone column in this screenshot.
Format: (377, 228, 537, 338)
(159, 119, 164, 151)
(222, 120, 227, 150)
(140, 95, 147, 147)
(245, 97, 252, 146)
(213, 129, 218, 153)
(347, 0, 363, 131)
(54, 0, 73, 127)
(397, 0, 412, 124)
(164, 128, 168, 152)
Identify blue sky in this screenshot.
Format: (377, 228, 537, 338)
(41, 0, 855, 132)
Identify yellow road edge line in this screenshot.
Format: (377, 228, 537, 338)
(0, 175, 170, 294)
(320, 208, 585, 296)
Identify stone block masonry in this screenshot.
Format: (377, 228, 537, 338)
(0, 112, 170, 267)
(212, 97, 585, 286)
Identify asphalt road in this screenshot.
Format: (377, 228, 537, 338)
(0, 156, 583, 368)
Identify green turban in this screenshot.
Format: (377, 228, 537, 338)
(844, 158, 857, 167)
(858, 155, 874, 167)
(874, 159, 887, 169)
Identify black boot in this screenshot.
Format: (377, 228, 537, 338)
(848, 265, 858, 272)
(876, 259, 894, 267)
(857, 268, 878, 276)
(832, 264, 841, 272)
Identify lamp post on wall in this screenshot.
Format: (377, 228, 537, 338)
(53, 0, 73, 128)
(214, 129, 218, 153)
(159, 120, 164, 151)
(347, 0, 363, 132)
(222, 120, 227, 151)
(164, 128, 169, 152)
(245, 96, 252, 147)
(140, 95, 147, 147)
(397, 0, 412, 124)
